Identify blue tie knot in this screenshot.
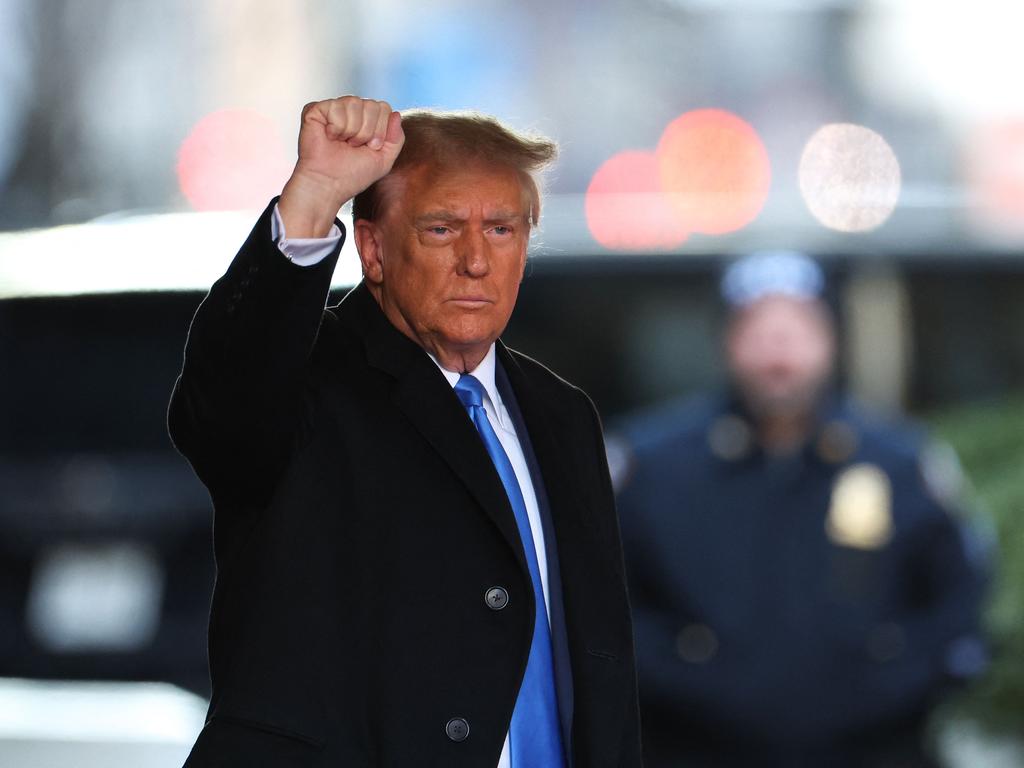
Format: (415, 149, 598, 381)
(454, 374, 485, 410)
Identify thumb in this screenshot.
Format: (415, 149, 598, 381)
(384, 111, 405, 152)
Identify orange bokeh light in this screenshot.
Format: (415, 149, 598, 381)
(585, 150, 690, 251)
(177, 108, 292, 211)
(656, 109, 771, 235)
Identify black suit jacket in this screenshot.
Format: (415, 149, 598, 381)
(168, 201, 642, 767)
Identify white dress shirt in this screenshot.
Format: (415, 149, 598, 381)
(272, 205, 552, 768)
(270, 205, 341, 264)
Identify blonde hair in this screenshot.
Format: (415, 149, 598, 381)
(352, 109, 557, 227)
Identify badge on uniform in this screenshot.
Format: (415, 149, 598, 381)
(825, 463, 893, 549)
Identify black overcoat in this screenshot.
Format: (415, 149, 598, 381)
(168, 201, 642, 767)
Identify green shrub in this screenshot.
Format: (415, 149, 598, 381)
(927, 395, 1024, 734)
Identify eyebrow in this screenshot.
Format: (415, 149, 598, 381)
(414, 210, 526, 226)
(485, 211, 526, 224)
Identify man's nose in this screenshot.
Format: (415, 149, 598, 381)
(456, 229, 490, 277)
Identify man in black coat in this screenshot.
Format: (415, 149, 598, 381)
(169, 96, 641, 767)
(614, 252, 989, 768)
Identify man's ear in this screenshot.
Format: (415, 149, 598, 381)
(354, 219, 384, 285)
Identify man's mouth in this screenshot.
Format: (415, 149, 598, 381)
(449, 297, 492, 307)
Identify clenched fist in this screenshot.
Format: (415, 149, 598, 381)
(279, 96, 405, 238)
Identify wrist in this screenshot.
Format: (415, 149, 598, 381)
(278, 168, 356, 238)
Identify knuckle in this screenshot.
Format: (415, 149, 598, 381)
(338, 96, 359, 116)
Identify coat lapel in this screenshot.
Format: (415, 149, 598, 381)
(335, 284, 528, 574)
(496, 343, 592, 561)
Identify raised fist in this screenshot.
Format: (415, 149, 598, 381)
(279, 96, 405, 238)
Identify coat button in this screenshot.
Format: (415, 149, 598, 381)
(676, 623, 719, 664)
(484, 586, 509, 610)
(445, 717, 470, 742)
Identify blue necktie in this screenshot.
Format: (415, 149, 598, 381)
(454, 374, 566, 768)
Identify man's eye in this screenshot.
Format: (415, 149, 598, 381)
(429, 226, 450, 236)
(492, 225, 512, 235)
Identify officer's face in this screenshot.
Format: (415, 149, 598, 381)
(726, 296, 835, 417)
(355, 161, 530, 368)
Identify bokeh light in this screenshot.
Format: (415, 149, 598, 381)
(966, 120, 1024, 234)
(585, 150, 690, 251)
(656, 109, 771, 235)
(176, 109, 292, 211)
(798, 123, 901, 233)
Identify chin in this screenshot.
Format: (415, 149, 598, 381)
(440, 313, 507, 347)
(444, 331, 500, 352)
(751, 384, 822, 416)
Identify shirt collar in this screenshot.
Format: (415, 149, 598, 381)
(427, 344, 504, 418)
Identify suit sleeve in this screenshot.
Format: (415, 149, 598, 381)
(853, 445, 991, 716)
(816, 442, 992, 733)
(167, 198, 344, 498)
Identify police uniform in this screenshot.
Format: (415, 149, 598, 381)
(615, 394, 988, 767)
(613, 253, 989, 768)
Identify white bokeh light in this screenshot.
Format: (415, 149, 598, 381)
(798, 123, 901, 233)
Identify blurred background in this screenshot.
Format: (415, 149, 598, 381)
(0, 0, 1022, 765)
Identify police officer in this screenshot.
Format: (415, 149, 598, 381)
(614, 252, 989, 768)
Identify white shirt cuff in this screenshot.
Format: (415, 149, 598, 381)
(271, 204, 342, 267)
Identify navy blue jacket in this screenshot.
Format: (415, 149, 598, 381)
(614, 393, 988, 767)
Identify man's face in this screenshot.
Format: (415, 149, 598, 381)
(357, 161, 530, 367)
(725, 295, 835, 418)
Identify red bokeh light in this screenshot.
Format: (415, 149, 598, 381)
(177, 108, 292, 211)
(656, 109, 771, 235)
(585, 150, 690, 251)
(966, 120, 1024, 228)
